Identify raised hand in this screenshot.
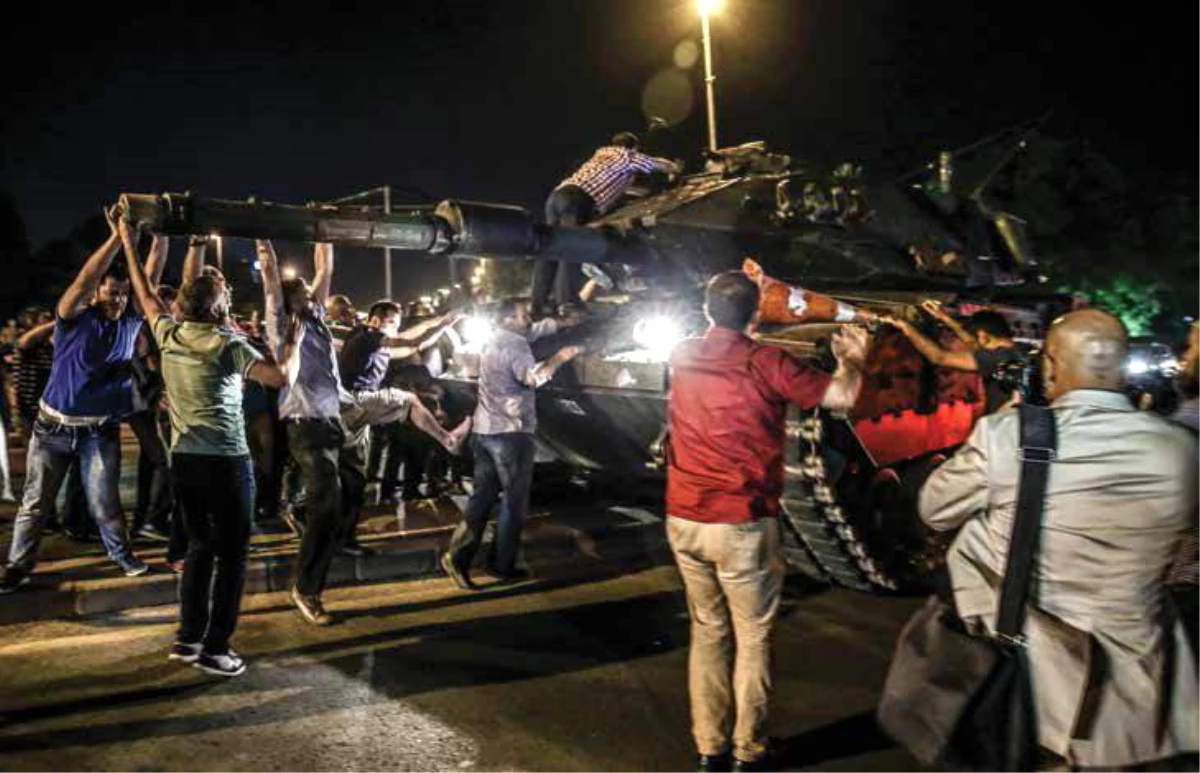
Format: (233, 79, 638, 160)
(831, 324, 869, 368)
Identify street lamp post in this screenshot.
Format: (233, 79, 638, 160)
(698, 0, 720, 152)
(382, 185, 393, 300)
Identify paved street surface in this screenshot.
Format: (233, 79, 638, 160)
(0, 551, 926, 771)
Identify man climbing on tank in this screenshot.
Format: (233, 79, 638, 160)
(531, 132, 682, 314)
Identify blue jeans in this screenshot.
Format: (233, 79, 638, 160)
(7, 417, 136, 573)
(447, 433, 535, 575)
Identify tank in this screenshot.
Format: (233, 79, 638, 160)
(120, 123, 1070, 592)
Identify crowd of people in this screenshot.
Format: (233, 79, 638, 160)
(0, 133, 1195, 771)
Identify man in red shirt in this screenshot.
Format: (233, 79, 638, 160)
(666, 271, 868, 772)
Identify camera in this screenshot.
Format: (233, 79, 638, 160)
(989, 346, 1045, 406)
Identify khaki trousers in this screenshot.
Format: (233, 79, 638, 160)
(667, 515, 785, 761)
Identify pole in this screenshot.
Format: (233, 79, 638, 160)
(701, 8, 718, 152)
(383, 185, 393, 299)
(215, 235, 224, 274)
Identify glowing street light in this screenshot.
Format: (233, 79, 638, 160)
(282, 265, 298, 280)
(698, 0, 722, 152)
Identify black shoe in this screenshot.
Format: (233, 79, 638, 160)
(65, 528, 98, 543)
(732, 746, 778, 773)
(487, 566, 531, 584)
(440, 551, 477, 591)
(0, 567, 29, 595)
(168, 641, 202, 664)
(290, 586, 334, 626)
(338, 541, 375, 558)
(698, 752, 731, 772)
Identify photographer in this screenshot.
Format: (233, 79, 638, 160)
(882, 302, 1025, 414)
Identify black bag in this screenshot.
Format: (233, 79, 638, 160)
(877, 403, 1056, 771)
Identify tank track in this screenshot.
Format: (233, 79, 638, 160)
(778, 407, 899, 592)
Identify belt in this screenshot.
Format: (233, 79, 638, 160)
(38, 400, 109, 428)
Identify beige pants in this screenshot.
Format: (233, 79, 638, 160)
(667, 515, 785, 761)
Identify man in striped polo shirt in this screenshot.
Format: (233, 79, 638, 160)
(532, 132, 681, 312)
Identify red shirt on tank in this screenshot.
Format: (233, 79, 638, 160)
(666, 327, 831, 524)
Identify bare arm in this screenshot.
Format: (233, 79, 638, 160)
(182, 235, 209, 284)
(145, 234, 169, 287)
(17, 321, 55, 351)
(385, 311, 458, 347)
(886, 318, 977, 371)
(527, 344, 584, 387)
(247, 316, 302, 389)
(56, 205, 122, 321)
(820, 326, 868, 412)
(256, 240, 286, 354)
(311, 242, 334, 308)
(119, 219, 168, 320)
(921, 300, 975, 346)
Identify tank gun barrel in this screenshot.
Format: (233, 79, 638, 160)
(118, 192, 650, 265)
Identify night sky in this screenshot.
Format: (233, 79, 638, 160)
(2, 0, 1195, 303)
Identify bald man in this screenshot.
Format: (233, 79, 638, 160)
(918, 310, 1198, 768)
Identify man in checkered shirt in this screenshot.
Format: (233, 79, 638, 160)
(532, 132, 681, 312)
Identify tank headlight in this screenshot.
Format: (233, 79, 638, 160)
(1126, 357, 1149, 376)
(462, 316, 495, 347)
(633, 315, 684, 361)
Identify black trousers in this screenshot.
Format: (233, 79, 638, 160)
(173, 453, 254, 654)
(130, 409, 172, 533)
(288, 418, 369, 597)
(382, 422, 433, 501)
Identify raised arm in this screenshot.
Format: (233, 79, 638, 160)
(311, 242, 334, 308)
(921, 300, 975, 346)
(145, 234, 169, 287)
(883, 317, 977, 371)
(56, 205, 122, 321)
(119, 218, 168, 320)
(182, 235, 209, 284)
(820, 325, 869, 412)
(255, 239, 287, 354)
(247, 318, 302, 389)
(17, 321, 55, 351)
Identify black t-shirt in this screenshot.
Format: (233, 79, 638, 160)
(973, 345, 1027, 414)
(339, 327, 390, 393)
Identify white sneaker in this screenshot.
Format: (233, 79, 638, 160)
(194, 649, 246, 677)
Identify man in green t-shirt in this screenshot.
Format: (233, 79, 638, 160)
(120, 216, 300, 679)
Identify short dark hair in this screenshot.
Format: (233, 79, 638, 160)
(178, 275, 226, 323)
(101, 264, 129, 285)
(157, 285, 178, 305)
(965, 311, 1013, 339)
(705, 271, 760, 331)
(611, 131, 640, 150)
(368, 300, 401, 321)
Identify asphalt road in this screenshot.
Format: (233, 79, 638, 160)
(0, 547, 927, 772)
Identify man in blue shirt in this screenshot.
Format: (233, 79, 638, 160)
(1, 206, 160, 593)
